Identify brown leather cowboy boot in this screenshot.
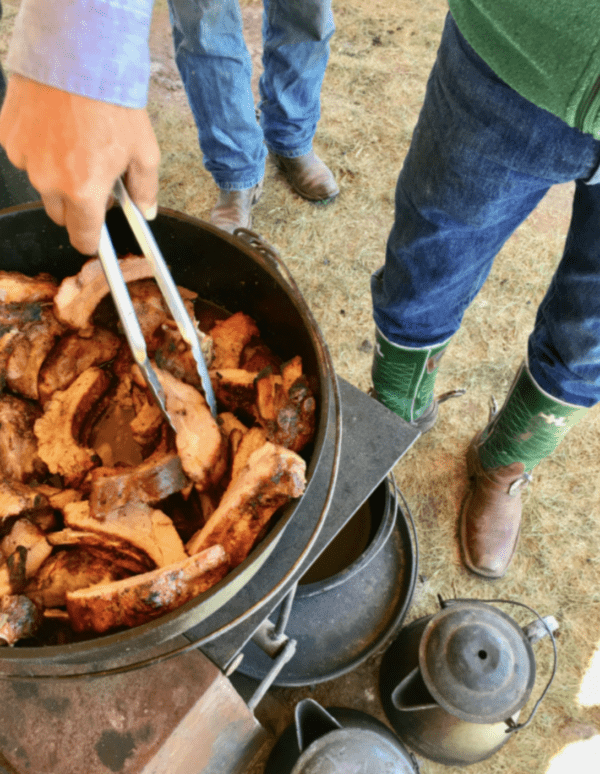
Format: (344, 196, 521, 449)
(459, 361, 588, 579)
(210, 180, 263, 233)
(271, 150, 339, 202)
(460, 432, 531, 579)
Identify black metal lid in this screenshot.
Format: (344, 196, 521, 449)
(419, 601, 537, 723)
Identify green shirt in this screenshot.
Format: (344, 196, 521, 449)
(448, 1, 600, 137)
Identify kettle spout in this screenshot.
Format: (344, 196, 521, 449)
(294, 699, 342, 753)
(390, 666, 438, 711)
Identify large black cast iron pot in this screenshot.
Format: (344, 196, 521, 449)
(0, 204, 341, 678)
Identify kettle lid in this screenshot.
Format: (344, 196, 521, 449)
(290, 728, 418, 774)
(419, 601, 537, 723)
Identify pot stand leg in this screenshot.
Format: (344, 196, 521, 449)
(244, 584, 300, 711)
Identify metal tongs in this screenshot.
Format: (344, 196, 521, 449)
(97, 178, 217, 426)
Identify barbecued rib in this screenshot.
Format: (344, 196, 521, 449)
(38, 327, 121, 405)
(186, 441, 306, 568)
(1, 305, 65, 400)
(88, 450, 189, 518)
(0, 270, 57, 304)
(26, 547, 135, 608)
(0, 394, 47, 483)
(53, 255, 155, 332)
(62, 500, 187, 568)
(210, 311, 260, 369)
(34, 366, 110, 486)
(0, 594, 43, 645)
(156, 366, 228, 491)
(0, 301, 45, 332)
(0, 479, 48, 525)
(66, 544, 230, 634)
(1, 518, 52, 581)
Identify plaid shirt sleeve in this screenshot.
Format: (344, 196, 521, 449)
(6, 0, 154, 108)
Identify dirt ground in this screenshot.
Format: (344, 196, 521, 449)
(2, 1, 600, 773)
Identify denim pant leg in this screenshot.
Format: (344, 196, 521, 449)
(372, 15, 600, 395)
(259, 0, 334, 157)
(168, 0, 266, 190)
(529, 181, 600, 406)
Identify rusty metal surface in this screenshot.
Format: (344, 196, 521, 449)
(0, 644, 267, 774)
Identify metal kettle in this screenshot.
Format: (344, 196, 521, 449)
(379, 596, 558, 766)
(264, 698, 420, 774)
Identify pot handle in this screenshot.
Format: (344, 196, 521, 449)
(438, 596, 558, 736)
(233, 228, 303, 299)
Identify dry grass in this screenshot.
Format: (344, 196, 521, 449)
(2, 0, 600, 771)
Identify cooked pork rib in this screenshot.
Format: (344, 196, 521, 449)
(210, 368, 258, 417)
(89, 450, 188, 517)
(1, 518, 52, 580)
(0, 394, 47, 483)
(38, 327, 121, 405)
(34, 367, 110, 486)
(0, 594, 43, 645)
(254, 358, 316, 452)
(53, 255, 156, 332)
(156, 367, 227, 491)
(62, 500, 187, 568)
(210, 311, 260, 369)
(186, 441, 306, 567)
(46, 530, 154, 574)
(0, 301, 46, 332)
(0, 271, 57, 304)
(0, 479, 48, 524)
(66, 544, 229, 634)
(26, 548, 134, 608)
(1, 305, 65, 400)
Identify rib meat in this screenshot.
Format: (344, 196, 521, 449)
(62, 500, 187, 568)
(210, 311, 260, 369)
(0, 394, 47, 483)
(156, 367, 227, 490)
(89, 450, 189, 518)
(1, 305, 65, 400)
(0, 594, 43, 645)
(0, 271, 57, 304)
(66, 544, 229, 633)
(38, 327, 121, 405)
(26, 548, 134, 608)
(0, 479, 48, 525)
(53, 255, 155, 332)
(186, 441, 306, 567)
(34, 367, 110, 486)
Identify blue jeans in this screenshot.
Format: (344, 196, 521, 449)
(168, 0, 334, 190)
(371, 13, 600, 408)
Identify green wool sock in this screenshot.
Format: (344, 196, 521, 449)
(371, 327, 449, 423)
(478, 362, 588, 472)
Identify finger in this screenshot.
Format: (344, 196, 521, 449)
(124, 161, 159, 220)
(40, 191, 67, 228)
(124, 127, 160, 220)
(63, 196, 108, 255)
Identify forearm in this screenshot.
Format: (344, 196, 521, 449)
(6, 0, 154, 108)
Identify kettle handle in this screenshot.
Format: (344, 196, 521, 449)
(438, 595, 558, 736)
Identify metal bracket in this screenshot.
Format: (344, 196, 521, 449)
(242, 583, 300, 711)
(246, 622, 297, 712)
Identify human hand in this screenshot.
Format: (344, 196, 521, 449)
(0, 74, 160, 255)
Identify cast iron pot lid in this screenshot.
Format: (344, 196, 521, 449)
(419, 601, 537, 723)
